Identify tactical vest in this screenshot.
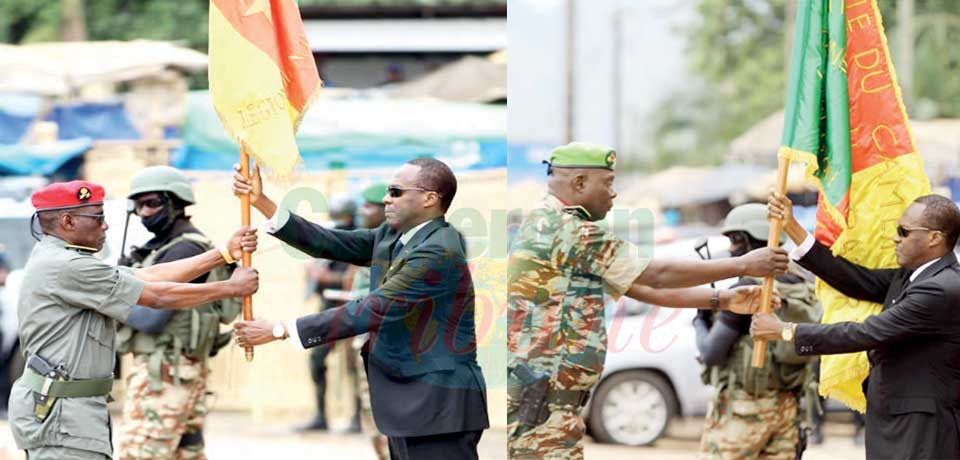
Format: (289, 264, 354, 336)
(116, 233, 242, 387)
(703, 274, 823, 422)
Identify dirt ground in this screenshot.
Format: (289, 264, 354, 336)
(0, 412, 865, 460)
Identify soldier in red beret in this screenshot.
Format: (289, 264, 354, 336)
(9, 180, 261, 460)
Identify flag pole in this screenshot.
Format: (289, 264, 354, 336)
(752, 155, 791, 368)
(239, 147, 254, 362)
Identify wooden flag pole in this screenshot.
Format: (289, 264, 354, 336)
(752, 156, 791, 368)
(239, 147, 254, 362)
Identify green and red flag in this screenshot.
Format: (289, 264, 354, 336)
(779, 0, 929, 411)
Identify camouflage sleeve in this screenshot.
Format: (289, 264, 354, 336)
(55, 258, 145, 322)
(561, 221, 648, 296)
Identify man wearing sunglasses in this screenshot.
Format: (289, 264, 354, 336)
(507, 142, 790, 460)
(231, 158, 488, 460)
(10, 180, 260, 460)
(115, 166, 243, 460)
(754, 193, 960, 459)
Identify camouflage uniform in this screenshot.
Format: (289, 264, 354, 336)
(115, 231, 237, 460)
(697, 204, 822, 460)
(118, 353, 209, 460)
(697, 276, 820, 460)
(507, 194, 648, 459)
(116, 167, 239, 460)
(700, 389, 799, 460)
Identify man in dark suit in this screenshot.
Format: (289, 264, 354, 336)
(753, 193, 960, 460)
(232, 158, 488, 460)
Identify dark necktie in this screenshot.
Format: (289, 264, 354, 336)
(391, 240, 405, 262)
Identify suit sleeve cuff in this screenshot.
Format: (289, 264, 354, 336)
(287, 318, 305, 350)
(262, 208, 290, 235)
(790, 234, 816, 261)
(793, 323, 814, 355)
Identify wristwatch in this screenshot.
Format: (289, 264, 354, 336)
(272, 322, 288, 340)
(781, 322, 796, 341)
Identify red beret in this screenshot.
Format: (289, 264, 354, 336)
(31, 180, 106, 211)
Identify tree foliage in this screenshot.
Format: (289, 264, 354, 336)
(1, 0, 209, 49)
(653, 0, 960, 169)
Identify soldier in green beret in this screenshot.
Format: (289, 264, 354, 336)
(507, 142, 791, 459)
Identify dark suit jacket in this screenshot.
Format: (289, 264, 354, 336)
(272, 209, 489, 437)
(794, 241, 960, 459)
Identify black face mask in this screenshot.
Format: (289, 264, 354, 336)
(140, 203, 177, 235)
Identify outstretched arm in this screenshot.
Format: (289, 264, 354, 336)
(234, 244, 467, 348)
(137, 266, 259, 309)
(626, 284, 779, 314)
(751, 282, 950, 354)
(134, 226, 257, 283)
(633, 247, 789, 289)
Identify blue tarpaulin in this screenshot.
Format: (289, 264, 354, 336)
(0, 111, 33, 144)
(0, 93, 43, 144)
(0, 138, 92, 176)
(173, 91, 506, 172)
(46, 102, 140, 140)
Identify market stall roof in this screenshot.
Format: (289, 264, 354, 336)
(0, 40, 207, 96)
(390, 53, 506, 103)
(176, 90, 506, 171)
(726, 110, 960, 180)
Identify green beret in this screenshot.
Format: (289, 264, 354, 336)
(548, 142, 617, 171)
(362, 183, 387, 205)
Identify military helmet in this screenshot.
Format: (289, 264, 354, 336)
(722, 203, 786, 243)
(127, 166, 195, 205)
(328, 194, 357, 219)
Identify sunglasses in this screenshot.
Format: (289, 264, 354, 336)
(69, 213, 106, 224)
(896, 225, 939, 238)
(386, 186, 437, 198)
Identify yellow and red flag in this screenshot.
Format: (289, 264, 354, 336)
(208, 0, 321, 179)
(779, 0, 929, 411)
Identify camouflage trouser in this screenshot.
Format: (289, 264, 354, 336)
(26, 446, 111, 459)
(507, 404, 585, 460)
(354, 337, 390, 460)
(699, 389, 799, 460)
(118, 353, 209, 460)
